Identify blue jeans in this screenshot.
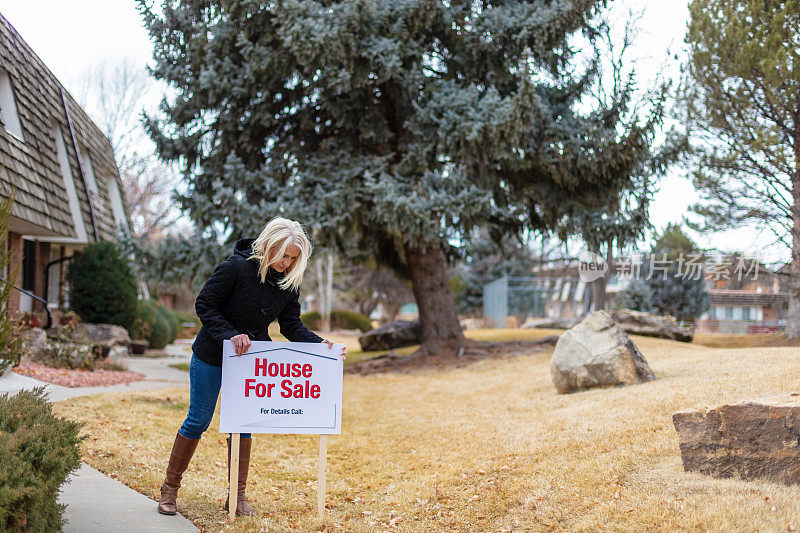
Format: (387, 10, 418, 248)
(178, 355, 251, 440)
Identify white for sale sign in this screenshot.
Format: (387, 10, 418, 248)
(219, 340, 343, 434)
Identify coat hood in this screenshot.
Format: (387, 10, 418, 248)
(234, 238, 255, 258)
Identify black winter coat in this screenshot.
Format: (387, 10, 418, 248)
(192, 238, 323, 367)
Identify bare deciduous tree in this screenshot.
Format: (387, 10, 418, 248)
(76, 59, 178, 240)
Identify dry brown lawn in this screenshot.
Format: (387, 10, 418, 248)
(54, 334, 800, 532)
(692, 333, 800, 349)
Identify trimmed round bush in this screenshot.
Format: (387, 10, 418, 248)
(134, 300, 172, 349)
(157, 304, 179, 344)
(149, 310, 172, 350)
(67, 242, 138, 330)
(130, 299, 155, 341)
(300, 311, 321, 330)
(331, 310, 372, 332)
(0, 388, 82, 531)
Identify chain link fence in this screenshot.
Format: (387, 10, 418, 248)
(483, 276, 561, 328)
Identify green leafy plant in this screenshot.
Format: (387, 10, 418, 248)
(0, 388, 82, 532)
(67, 242, 138, 330)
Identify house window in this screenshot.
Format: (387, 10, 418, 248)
(53, 125, 89, 242)
(80, 148, 100, 196)
(47, 246, 62, 307)
(560, 281, 571, 302)
(19, 239, 36, 312)
(105, 176, 129, 231)
(0, 69, 24, 140)
(724, 307, 734, 320)
(741, 307, 751, 320)
(21, 239, 35, 291)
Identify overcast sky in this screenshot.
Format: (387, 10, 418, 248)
(0, 0, 784, 262)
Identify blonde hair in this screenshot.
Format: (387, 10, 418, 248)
(249, 217, 312, 290)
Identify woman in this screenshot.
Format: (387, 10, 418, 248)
(157, 217, 346, 517)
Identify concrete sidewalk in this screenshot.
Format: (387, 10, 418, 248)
(59, 464, 196, 533)
(1, 339, 198, 532)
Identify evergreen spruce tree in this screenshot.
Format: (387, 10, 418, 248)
(139, 1, 678, 354)
(648, 224, 709, 322)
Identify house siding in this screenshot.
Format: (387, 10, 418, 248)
(0, 12, 131, 314)
(0, 13, 127, 242)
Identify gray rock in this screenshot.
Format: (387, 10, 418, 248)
(72, 323, 131, 348)
(549, 311, 656, 394)
(673, 393, 800, 485)
(609, 309, 694, 342)
(358, 320, 421, 351)
(19, 327, 47, 362)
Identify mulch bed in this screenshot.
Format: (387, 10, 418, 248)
(13, 361, 145, 388)
(346, 335, 560, 375)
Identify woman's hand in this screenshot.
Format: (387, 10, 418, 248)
(230, 334, 251, 356)
(322, 338, 346, 360)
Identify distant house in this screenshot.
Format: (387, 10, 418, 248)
(485, 255, 790, 332)
(0, 13, 129, 316)
(697, 260, 789, 333)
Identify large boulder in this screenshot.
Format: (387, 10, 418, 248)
(19, 327, 47, 362)
(608, 309, 694, 342)
(358, 320, 421, 352)
(549, 311, 656, 394)
(71, 323, 131, 348)
(673, 394, 800, 485)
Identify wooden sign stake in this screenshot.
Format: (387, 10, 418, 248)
(317, 435, 328, 518)
(228, 433, 240, 522)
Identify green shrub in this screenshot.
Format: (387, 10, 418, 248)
(67, 242, 138, 330)
(300, 311, 321, 330)
(172, 310, 200, 338)
(614, 280, 656, 314)
(300, 310, 372, 331)
(130, 300, 154, 341)
(132, 300, 172, 349)
(148, 307, 172, 350)
(0, 388, 82, 532)
(172, 310, 199, 327)
(331, 310, 372, 332)
(158, 305, 179, 344)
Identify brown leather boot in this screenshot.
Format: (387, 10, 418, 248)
(224, 436, 254, 516)
(157, 433, 200, 515)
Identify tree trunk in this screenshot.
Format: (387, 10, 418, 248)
(316, 252, 333, 331)
(404, 241, 464, 353)
(588, 245, 610, 311)
(786, 147, 800, 338)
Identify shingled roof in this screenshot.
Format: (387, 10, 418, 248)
(0, 12, 128, 241)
